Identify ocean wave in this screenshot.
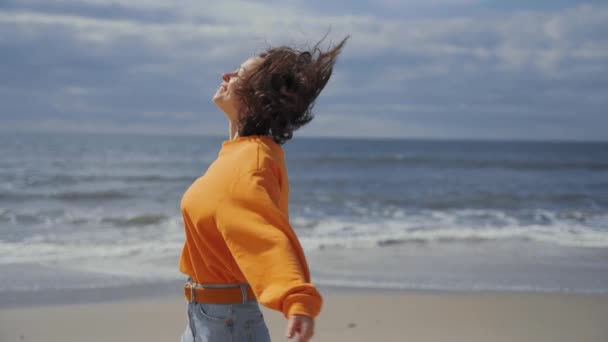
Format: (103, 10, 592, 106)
(312, 277, 608, 295)
(1, 210, 607, 296)
(422, 193, 605, 210)
(3, 206, 607, 249)
(0, 190, 131, 201)
(1, 208, 607, 282)
(301, 228, 608, 250)
(296, 210, 608, 249)
(0, 216, 185, 265)
(37, 174, 194, 186)
(54, 190, 131, 201)
(101, 214, 168, 227)
(324, 192, 605, 211)
(0, 208, 174, 235)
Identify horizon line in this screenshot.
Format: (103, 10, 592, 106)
(3, 126, 607, 144)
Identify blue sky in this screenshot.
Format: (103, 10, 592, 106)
(1, 0, 606, 141)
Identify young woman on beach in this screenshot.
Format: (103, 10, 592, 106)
(178, 36, 348, 342)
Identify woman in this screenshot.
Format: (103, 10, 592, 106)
(179, 36, 348, 342)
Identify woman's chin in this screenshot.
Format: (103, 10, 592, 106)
(212, 90, 223, 102)
(213, 101, 238, 120)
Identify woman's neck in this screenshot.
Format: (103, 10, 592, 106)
(228, 120, 240, 140)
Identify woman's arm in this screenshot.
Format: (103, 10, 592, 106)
(215, 167, 323, 319)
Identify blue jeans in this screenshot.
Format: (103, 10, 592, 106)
(180, 300, 272, 342)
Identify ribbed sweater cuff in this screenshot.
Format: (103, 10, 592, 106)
(283, 293, 322, 318)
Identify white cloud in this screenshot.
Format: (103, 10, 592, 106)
(1, 1, 607, 140)
(5, 3, 606, 69)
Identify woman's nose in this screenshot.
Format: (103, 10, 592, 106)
(222, 73, 230, 82)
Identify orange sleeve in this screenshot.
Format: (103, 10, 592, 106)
(215, 167, 323, 318)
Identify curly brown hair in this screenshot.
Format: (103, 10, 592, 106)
(233, 36, 349, 145)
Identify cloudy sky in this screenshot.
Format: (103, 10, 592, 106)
(1, 0, 607, 141)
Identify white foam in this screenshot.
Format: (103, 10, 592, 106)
(297, 209, 608, 250)
(1, 208, 607, 284)
(0, 216, 186, 281)
(312, 277, 608, 295)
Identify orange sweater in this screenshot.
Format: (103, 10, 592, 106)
(179, 135, 322, 318)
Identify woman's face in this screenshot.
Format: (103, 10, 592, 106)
(213, 56, 264, 122)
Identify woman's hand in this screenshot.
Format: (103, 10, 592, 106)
(285, 315, 315, 341)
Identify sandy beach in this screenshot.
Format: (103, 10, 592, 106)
(1, 289, 607, 342)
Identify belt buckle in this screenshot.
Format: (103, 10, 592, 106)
(239, 283, 248, 304)
(186, 281, 196, 303)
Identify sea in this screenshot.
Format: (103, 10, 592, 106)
(1, 131, 607, 307)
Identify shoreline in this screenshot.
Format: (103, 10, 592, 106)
(2, 277, 607, 309)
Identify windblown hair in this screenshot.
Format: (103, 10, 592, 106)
(234, 36, 349, 145)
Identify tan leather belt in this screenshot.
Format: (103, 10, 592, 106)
(184, 282, 256, 304)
